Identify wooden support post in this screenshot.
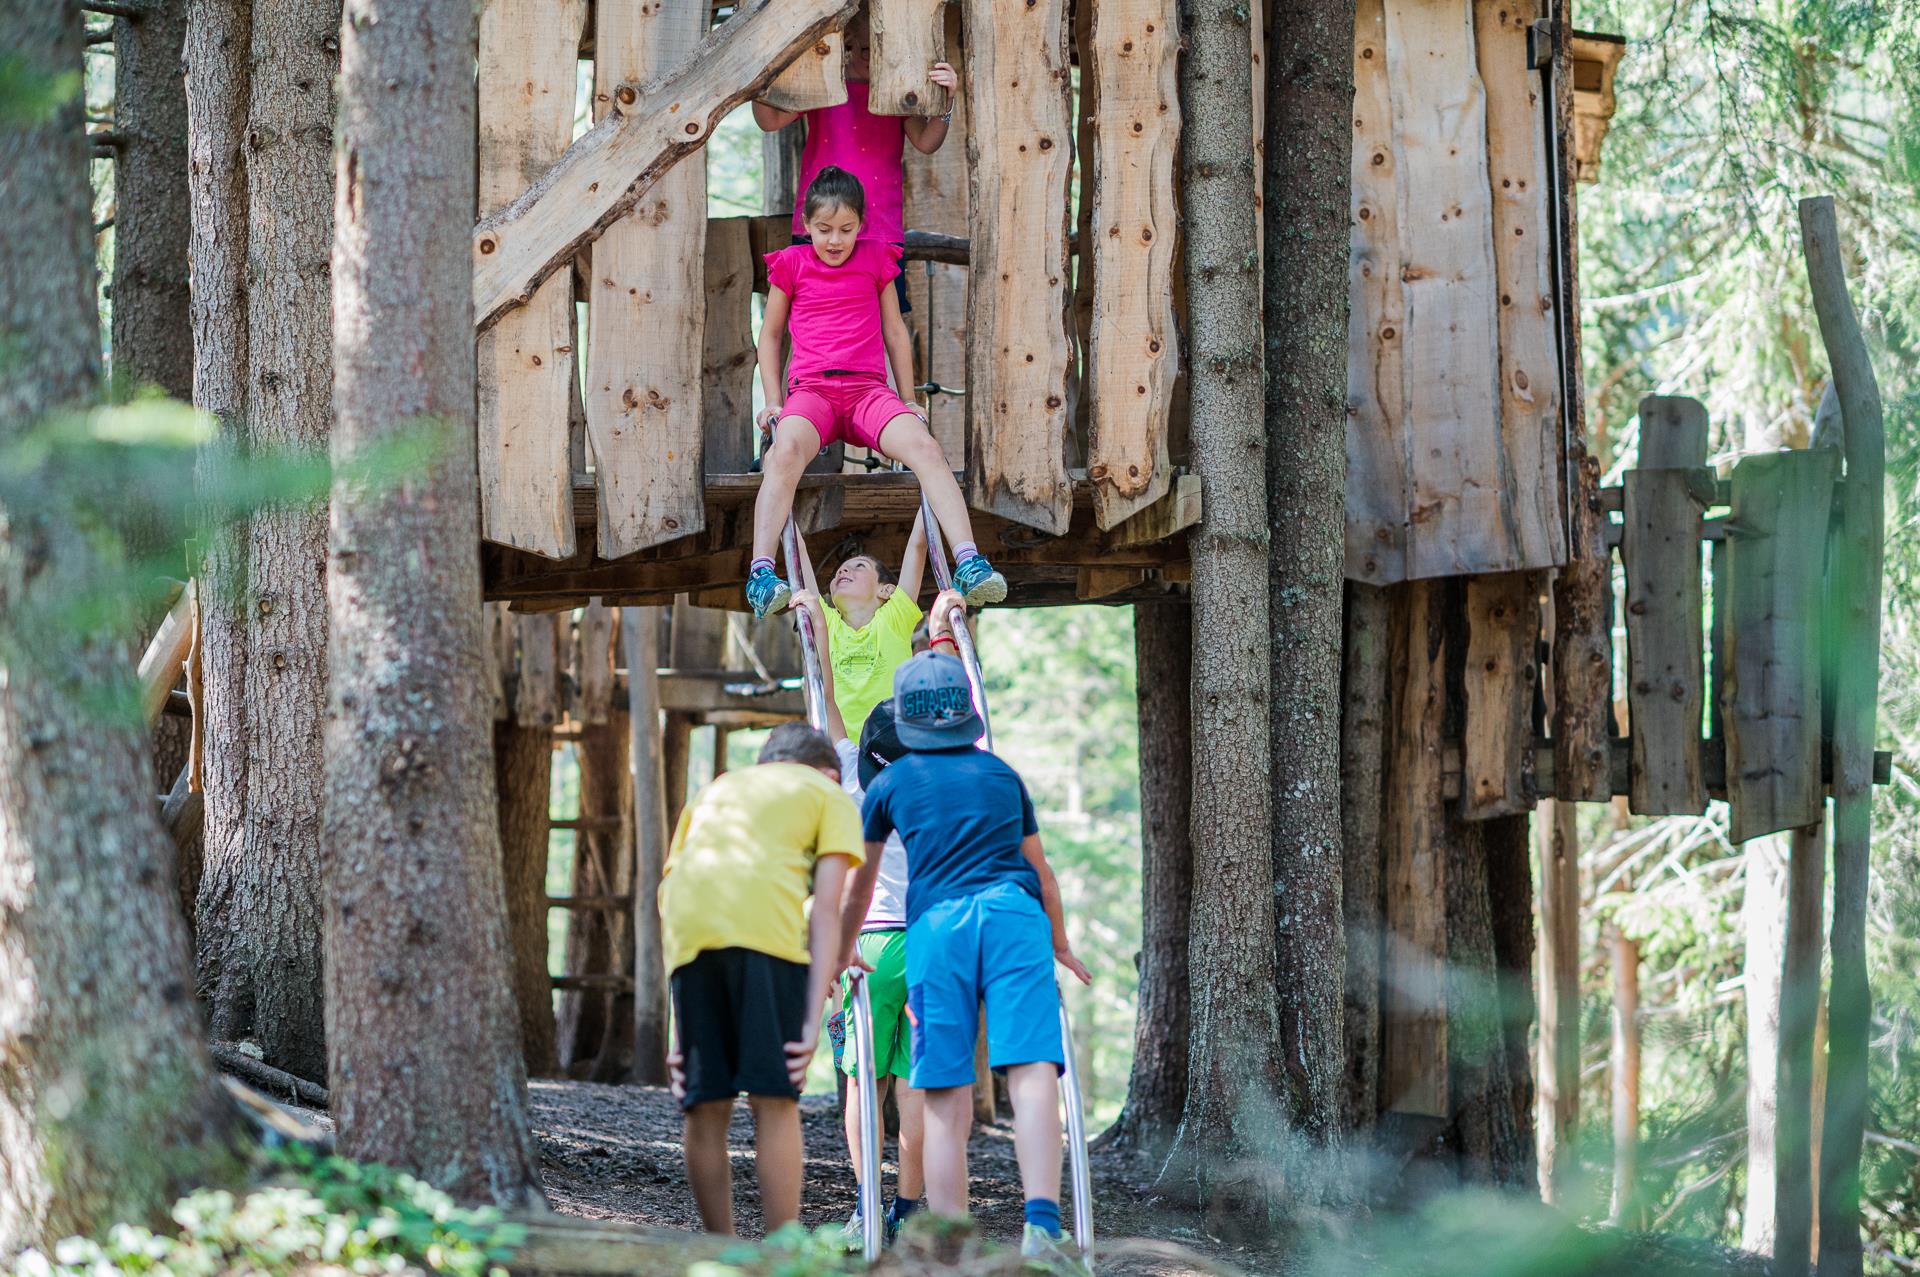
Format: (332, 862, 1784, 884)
(624, 607, 670, 1086)
(1460, 572, 1538, 819)
(1084, 0, 1179, 529)
(1724, 450, 1835, 841)
(587, 0, 708, 559)
(476, 0, 583, 559)
(1534, 796, 1581, 1203)
(1802, 194, 1884, 1277)
(701, 217, 757, 475)
(138, 581, 195, 728)
(1341, 583, 1388, 1133)
(1777, 820, 1827, 1275)
(512, 613, 564, 729)
(868, 0, 949, 117)
(663, 712, 694, 836)
(575, 601, 617, 726)
(1382, 579, 1448, 1117)
(1609, 929, 1642, 1228)
(711, 726, 732, 777)
(1623, 447, 1707, 814)
(963, 0, 1074, 534)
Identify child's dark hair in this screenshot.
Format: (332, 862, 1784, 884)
(803, 165, 866, 224)
(758, 722, 840, 772)
(837, 552, 896, 587)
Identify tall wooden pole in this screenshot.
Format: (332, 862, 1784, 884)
(1776, 820, 1827, 1273)
(624, 607, 670, 1086)
(1608, 929, 1641, 1229)
(1800, 195, 1884, 1277)
(1534, 796, 1582, 1202)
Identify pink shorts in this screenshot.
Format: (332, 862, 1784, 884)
(779, 374, 915, 453)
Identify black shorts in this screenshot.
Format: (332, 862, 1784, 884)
(790, 234, 911, 313)
(670, 947, 809, 1110)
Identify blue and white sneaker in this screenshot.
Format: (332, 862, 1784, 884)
(746, 565, 791, 618)
(1019, 1224, 1089, 1273)
(951, 554, 1007, 606)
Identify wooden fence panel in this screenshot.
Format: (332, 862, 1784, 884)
(1085, 0, 1180, 530)
(587, 0, 709, 558)
(1346, 0, 1409, 583)
(1461, 571, 1539, 819)
(869, 0, 949, 116)
(1724, 449, 1835, 842)
(701, 217, 756, 474)
(963, 0, 1074, 535)
(477, 0, 585, 559)
(764, 28, 847, 112)
(1623, 468, 1707, 814)
(1639, 394, 1709, 469)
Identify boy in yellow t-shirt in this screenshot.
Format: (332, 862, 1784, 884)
(790, 511, 928, 740)
(657, 723, 865, 1235)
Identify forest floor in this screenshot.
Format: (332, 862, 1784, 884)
(528, 1080, 1279, 1276)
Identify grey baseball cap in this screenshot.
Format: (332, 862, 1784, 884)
(891, 650, 982, 749)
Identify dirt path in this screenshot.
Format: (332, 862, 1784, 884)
(529, 1080, 1275, 1275)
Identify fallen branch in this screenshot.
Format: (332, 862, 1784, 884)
(209, 1042, 329, 1110)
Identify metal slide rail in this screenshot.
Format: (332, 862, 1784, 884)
(782, 516, 884, 1262)
(920, 500, 1093, 1261)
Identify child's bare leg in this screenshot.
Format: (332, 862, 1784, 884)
(897, 1083, 927, 1201)
(922, 1084, 973, 1217)
(1005, 1062, 1063, 1208)
(842, 1072, 867, 1197)
(748, 1094, 805, 1232)
(877, 414, 977, 552)
(683, 1100, 737, 1234)
(751, 415, 824, 565)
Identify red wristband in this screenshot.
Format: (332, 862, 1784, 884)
(931, 634, 958, 653)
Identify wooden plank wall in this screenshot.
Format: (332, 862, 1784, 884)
(869, 0, 949, 116)
(701, 217, 756, 474)
(1085, 0, 1181, 530)
(1724, 450, 1835, 842)
(586, 0, 710, 559)
(1461, 571, 1538, 819)
(901, 5, 968, 461)
(963, 0, 1075, 535)
(476, 0, 585, 559)
(1347, 0, 1566, 583)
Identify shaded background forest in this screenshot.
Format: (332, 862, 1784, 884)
(72, 0, 1920, 1267)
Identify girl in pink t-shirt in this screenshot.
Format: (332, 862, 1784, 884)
(745, 168, 1005, 618)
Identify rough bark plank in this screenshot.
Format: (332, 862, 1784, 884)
(1106, 473, 1202, 548)
(587, 0, 709, 560)
(1802, 194, 1884, 1277)
(1724, 450, 1834, 842)
(624, 608, 671, 1086)
(476, 0, 584, 559)
(575, 601, 617, 725)
(761, 26, 846, 112)
(962, 0, 1074, 535)
(1343, 0, 1409, 583)
(1622, 468, 1706, 814)
(701, 216, 756, 475)
(1382, 579, 1448, 1117)
(1085, 0, 1180, 529)
(869, 0, 948, 117)
(139, 584, 196, 727)
(900, 50, 968, 458)
(325, 0, 541, 1203)
(497, 719, 560, 1078)
(1341, 582, 1389, 1134)
(473, 0, 860, 332)
(1460, 571, 1537, 819)
(512, 612, 564, 729)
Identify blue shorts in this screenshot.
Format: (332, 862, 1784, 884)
(905, 881, 1063, 1089)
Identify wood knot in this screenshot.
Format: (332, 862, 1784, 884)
(479, 237, 497, 255)
(616, 86, 637, 106)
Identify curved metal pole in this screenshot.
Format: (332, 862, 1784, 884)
(849, 971, 885, 1260)
(918, 495, 993, 751)
(1058, 986, 1095, 1260)
(781, 517, 830, 731)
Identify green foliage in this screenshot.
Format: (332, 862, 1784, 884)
(0, 52, 80, 126)
(7, 1145, 526, 1277)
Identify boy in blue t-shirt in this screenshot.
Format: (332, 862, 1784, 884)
(846, 643, 1091, 1263)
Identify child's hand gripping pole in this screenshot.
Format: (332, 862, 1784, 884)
(781, 516, 830, 732)
(919, 495, 994, 751)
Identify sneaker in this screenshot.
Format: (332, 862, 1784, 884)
(1019, 1224, 1088, 1273)
(885, 1196, 923, 1243)
(746, 565, 791, 617)
(952, 555, 1007, 606)
(839, 1206, 865, 1251)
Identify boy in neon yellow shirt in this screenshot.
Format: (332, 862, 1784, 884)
(791, 511, 928, 739)
(658, 723, 864, 1235)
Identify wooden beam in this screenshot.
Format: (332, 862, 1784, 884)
(507, 1215, 728, 1277)
(624, 607, 671, 1086)
(1085, 0, 1180, 529)
(1622, 468, 1707, 814)
(476, 0, 584, 559)
(1076, 566, 1147, 600)
(868, 0, 949, 116)
(761, 26, 846, 112)
(472, 0, 859, 332)
(1460, 571, 1538, 819)
(138, 581, 195, 728)
(701, 217, 757, 474)
(512, 612, 564, 728)
(574, 600, 617, 724)
(962, 0, 1074, 534)
(1723, 450, 1834, 842)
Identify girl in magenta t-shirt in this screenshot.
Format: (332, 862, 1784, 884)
(744, 168, 1005, 618)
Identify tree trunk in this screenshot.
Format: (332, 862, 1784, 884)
(1339, 583, 1388, 1135)
(324, 0, 540, 1204)
(112, 0, 193, 402)
(1485, 811, 1537, 1186)
(1745, 833, 1788, 1255)
(194, 0, 334, 1086)
(1609, 930, 1642, 1228)
(1443, 818, 1518, 1185)
(496, 721, 558, 1078)
(1534, 796, 1582, 1202)
(1107, 599, 1192, 1157)
(1162, 0, 1286, 1227)
(1263, 0, 1352, 1152)
(0, 9, 243, 1249)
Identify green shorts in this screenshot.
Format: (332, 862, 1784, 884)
(839, 928, 911, 1081)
